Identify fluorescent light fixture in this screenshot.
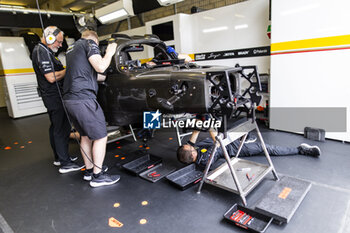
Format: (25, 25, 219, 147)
(157, 0, 184, 6)
(202, 26, 228, 33)
(96, 0, 134, 24)
(0, 4, 25, 8)
(234, 24, 248, 30)
(99, 9, 128, 24)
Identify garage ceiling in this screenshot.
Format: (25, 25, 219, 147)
(0, 0, 115, 12)
(0, 0, 48, 8)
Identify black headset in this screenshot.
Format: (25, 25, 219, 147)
(45, 28, 62, 45)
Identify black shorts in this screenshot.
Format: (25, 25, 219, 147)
(63, 99, 107, 140)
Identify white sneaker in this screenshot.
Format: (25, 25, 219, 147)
(53, 156, 78, 166)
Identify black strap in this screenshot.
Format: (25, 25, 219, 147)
(52, 28, 61, 36)
(187, 141, 195, 146)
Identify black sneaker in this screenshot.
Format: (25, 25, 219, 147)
(83, 165, 109, 181)
(53, 156, 78, 167)
(90, 172, 120, 188)
(298, 143, 321, 157)
(59, 162, 85, 174)
(70, 155, 78, 161)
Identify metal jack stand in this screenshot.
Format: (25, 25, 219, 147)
(163, 113, 194, 146)
(107, 124, 137, 144)
(197, 118, 279, 206)
(175, 125, 192, 146)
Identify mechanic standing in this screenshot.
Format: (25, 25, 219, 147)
(32, 26, 82, 174)
(63, 30, 120, 187)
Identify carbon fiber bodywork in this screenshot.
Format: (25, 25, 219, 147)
(97, 35, 261, 126)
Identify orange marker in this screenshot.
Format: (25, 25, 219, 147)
(146, 147, 150, 150)
(108, 217, 123, 228)
(169, 138, 173, 140)
(115, 155, 120, 158)
(14, 142, 18, 145)
(139, 219, 147, 224)
(121, 157, 125, 160)
(4, 146, 11, 150)
(28, 141, 32, 144)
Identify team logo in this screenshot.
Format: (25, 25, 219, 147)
(143, 110, 162, 129)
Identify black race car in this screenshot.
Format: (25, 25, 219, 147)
(97, 34, 262, 127)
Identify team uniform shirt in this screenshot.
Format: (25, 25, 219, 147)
(63, 38, 101, 100)
(32, 43, 64, 97)
(194, 137, 299, 168)
(195, 138, 240, 168)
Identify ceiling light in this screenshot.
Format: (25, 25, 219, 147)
(157, 0, 184, 6)
(0, 4, 25, 9)
(99, 9, 128, 24)
(95, 0, 134, 24)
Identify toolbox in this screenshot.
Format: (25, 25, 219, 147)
(224, 203, 273, 233)
(304, 127, 325, 141)
(139, 163, 176, 183)
(165, 163, 203, 190)
(122, 154, 162, 175)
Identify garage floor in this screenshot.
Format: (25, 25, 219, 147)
(0, 107, 350, 233)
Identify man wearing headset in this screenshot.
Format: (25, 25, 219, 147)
(32, 26, 83, 174)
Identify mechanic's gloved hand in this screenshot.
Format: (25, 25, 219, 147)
(166, 46, 178, 59)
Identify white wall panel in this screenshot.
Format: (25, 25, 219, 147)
(270, 0, 350, 141)
(0, 37, 46, 118)
(191, 0, 270, 53)
(272, 0, 350, 43)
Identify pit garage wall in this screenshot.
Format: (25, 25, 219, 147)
(141, 0, 270, 73)
(190, 0, 271, 74)
(0, 37, 46, 118)
(270, 0, 350, 142)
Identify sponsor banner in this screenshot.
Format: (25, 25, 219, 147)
(194, 46, 270, 61)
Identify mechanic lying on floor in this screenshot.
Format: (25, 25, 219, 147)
(177, 130, 321, 167)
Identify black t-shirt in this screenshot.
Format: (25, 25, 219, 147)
(32, 43, 64, 97)
(195, 138, 221, 168)
(195, 138, 241, 168)
(63, 38, 101, 100)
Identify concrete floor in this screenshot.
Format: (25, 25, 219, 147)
(0, 108, 349, 233)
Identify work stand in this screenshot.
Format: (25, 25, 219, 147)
(197, 118, 279, 206)
(107, 124, 137, 144)
(162, 113, 194, 146)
